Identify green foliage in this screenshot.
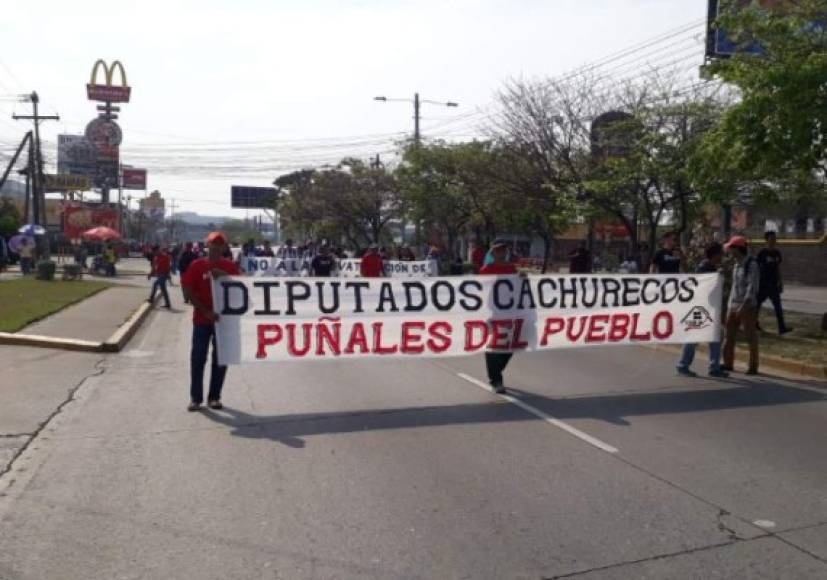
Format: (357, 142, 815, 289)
(276, 159, 402, 249)
(0, 197, 22, 239)
(35, 260, 56, 281)
(702, 0, 827, 195)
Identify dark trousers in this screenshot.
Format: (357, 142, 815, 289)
(723, 305, 759, 373)
(190, 324, 228, 403)
(757, 288, 787, 332)
(485, 352, 513, 385)
(149, 274, 171, 307)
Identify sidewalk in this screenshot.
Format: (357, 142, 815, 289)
(21, 284, 151, 343)
(774, 283, 827, 315)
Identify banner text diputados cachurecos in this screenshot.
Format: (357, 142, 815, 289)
(212, 274, 723, 364)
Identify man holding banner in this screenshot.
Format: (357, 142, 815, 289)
(182, 231, 240, 411)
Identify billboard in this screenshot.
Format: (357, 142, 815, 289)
(139, 191, 165, 219)
(43, 174, 91, 192)
(63, 204, 120, 239)
(706, 0, 786, 58)
(122, 168, 147, 190)
(231, 186, 277, 209)
(57, 134, 96, 176)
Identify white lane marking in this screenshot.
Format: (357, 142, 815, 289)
(456, 372, 619, 455)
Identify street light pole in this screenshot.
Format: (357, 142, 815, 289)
(374, 93, 458, 145)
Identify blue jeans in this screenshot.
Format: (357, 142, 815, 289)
(149, 274, 171, 307)
(190, 324, 227, 403)
(678, 342, 722, 373)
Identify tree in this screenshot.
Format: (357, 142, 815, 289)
(701, 0, 827, 192)
(494, 74, 725, 261)
(0, 198, 22, 239)
(274, 160, 403, 250)
(396, 141, 511, 260)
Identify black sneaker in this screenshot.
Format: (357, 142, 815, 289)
(779, 327, 794, 335)
(207, 400, 223, 409)
(489, 381, 506, 394)
(708, 369, 730, 378)
(187, 401, 202, 412)
(746, 368, 759, 376)
(720, 365, 734, 372)
(677, 367, 698, 378)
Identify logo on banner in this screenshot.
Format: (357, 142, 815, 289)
(681, 306, 713, 331)
(87, 60, 131, 102)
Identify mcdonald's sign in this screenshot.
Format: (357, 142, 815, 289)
(87, 59, 131, 102)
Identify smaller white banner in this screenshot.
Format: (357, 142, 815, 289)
(337, 259, 437, 278)
(241, 257, 306, 276)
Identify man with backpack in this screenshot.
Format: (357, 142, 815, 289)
(722, 236, 760, 375)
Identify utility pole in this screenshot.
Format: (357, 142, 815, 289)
(168, 199, 178, 243)
(13, 92, 59, 226)
(374, 93, 458, 146)
(414, 92, 420, 145)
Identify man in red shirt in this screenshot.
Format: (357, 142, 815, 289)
(181, 232, 240, 411)
(147, 245, 172, 308)
(480, 242, 519, 393)
(360, 244, 385, 278)
(470, 241, 486, 273)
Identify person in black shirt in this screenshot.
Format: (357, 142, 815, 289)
(310, 245, 336, 277)
(568, 243, 592, 273)
(650, 231, 683, 274)
(756, 231, 792, 334)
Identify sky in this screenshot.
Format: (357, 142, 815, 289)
(0, 0, 708, 219)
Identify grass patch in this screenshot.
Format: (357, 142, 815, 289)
(0, 278, 113, 333)
(736, 309, 827, 366)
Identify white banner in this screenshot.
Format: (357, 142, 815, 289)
(213, 274, 723, 365)
(337, 259, 438, 278)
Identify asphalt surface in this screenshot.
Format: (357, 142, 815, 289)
(1, 298, 826, 579)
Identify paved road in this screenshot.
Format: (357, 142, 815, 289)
(1, 302, 826, 579)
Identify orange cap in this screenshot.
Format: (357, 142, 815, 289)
(724, 235, 748, 250)
(206, 231, 228, 245)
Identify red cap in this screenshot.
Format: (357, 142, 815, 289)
(206, 231, 228, 245)
(724, 235, 748, 250)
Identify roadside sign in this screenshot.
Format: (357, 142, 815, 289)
(43, 174, 91, 191)
(121, 168, 147, 190)
(231, 186, 277, 209)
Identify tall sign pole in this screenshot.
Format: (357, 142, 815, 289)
(86, 60, 130, 208)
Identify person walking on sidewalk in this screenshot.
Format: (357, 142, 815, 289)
(480, 241, 519, 393)
(181, 231, 240, 411)
(677, 242, 729, 378)
(147, 245, 172, 308)
(722, 235, 760, 375)
(756, 231, 793, 335)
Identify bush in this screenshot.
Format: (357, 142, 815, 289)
(62, 264, 83, 280)
(35, 260, 56, 281)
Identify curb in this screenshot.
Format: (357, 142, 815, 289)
(643, 343, 826, 381)
(0, 297, 158, 354)
(101, 300, 155, 352)
(0, 332, 101, 352)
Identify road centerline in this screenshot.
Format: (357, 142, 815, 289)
(455, 372, 620, 454)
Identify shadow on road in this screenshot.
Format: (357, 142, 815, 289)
(201, 379, 825, 447)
